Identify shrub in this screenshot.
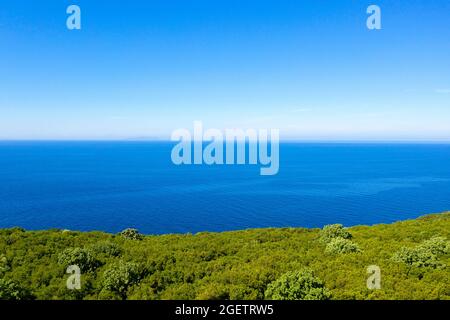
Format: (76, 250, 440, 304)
(119, 228, 143, 240)
(319, 224, 352, 243)
(265, 269, 331, 300)
(325, 237, 361, 254)
(57, 247, 101, 272)
(102, 261, 144, 299)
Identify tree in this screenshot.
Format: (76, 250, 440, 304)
(392, 236, 449, 275)
(102, 261, 144, 299)
(325, 237, 361, 254)
(319, 224, 352, 243)
(265, 269, 331, 300)
(419, 236, 449, 255)
(57, 247, 101, 272)
(119, 228, 143, 240)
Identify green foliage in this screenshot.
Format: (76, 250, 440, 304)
(119, 228, 143, 240)
(265, 269, 331, 300)
(0, 212, 449, 300)
(319, 224, 352, 243)
(90, 241, 122, 257)
(57, 247, 101, 272)
(0, 255, 9, 275)
(420, 236, 450, 255)
(325, 237, 361, 254)
(0, 279, 33, 300)
(102, 261, 145, 299)
(392, 236, 449, 273)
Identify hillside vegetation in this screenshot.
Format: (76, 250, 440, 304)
(1, 212, 449, 300)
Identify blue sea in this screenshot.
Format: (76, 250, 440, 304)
(0, 141, 449, 234)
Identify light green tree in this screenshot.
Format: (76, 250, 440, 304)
(319, 224, 352, 243)
(392, 236, 449, 275)
(265, 269, 331, 300)
(325, 237, 361, 254)
(102, 261, 144, 299)
(0, 255, 9, 275)
(57, 247, 101, 272)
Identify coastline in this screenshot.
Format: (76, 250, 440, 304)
(2, 211, 449, 236)
(1, 212, 449, 300)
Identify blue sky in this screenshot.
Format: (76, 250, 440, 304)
(0, 0, 449, 140)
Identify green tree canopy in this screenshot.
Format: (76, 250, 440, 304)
(319, 224, 352, 243)
(0, 279, 33, 300)
(392, 236, 449, 274)
(325, 237, 361, 254)
(265, 269, 331, 300)
(119, 228, 143, 240)
(102, 261, 144, 299)
(57, 247, 101, 273)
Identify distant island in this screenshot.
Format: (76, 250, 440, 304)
(1, 212, 449, 300)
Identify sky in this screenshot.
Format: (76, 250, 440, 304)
(0, 0, 449, 140)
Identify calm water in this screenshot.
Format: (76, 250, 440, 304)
(0, 142, 449, 234)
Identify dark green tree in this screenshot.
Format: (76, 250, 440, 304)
(0, 279, 34, 300)
(119, 228, 143, 240)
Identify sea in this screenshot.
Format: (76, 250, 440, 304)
(0, 141, 449, 234)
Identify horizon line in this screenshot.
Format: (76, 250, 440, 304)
(1, 138, 450, 144)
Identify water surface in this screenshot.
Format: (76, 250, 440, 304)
(0, 142, 449, 234)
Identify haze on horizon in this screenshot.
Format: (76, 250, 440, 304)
(1, 0, 449, 141)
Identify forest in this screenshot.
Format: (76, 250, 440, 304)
(0, 212, 449, 300)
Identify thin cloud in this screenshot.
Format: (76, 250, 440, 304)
(290, 107, 312, 113)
